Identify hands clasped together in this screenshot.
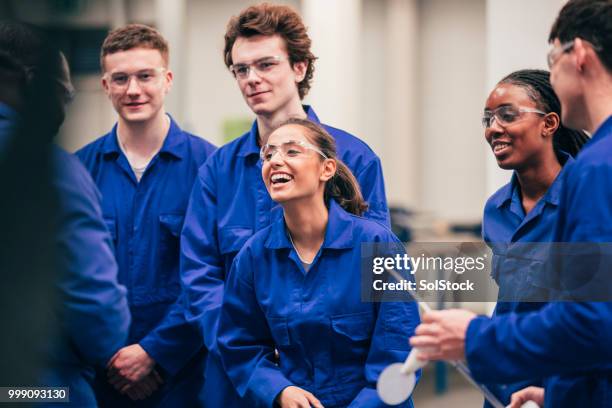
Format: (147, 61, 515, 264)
(106, 344, 163, 401)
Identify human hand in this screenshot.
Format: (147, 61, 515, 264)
(123, 370, 164, 400)
(508, 386, 544, 408)
(276, 386, 324, 408)
(107, 344, 156, 391)
(409, 309, 477, 361)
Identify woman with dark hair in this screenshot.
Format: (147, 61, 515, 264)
(480, 69, 589, 406)
(217, 118, 419, 408)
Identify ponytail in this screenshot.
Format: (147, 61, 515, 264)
(325, 160, 369, 216)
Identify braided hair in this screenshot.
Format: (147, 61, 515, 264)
(499, 69, 589, 159)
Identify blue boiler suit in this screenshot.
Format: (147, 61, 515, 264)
(218, 201, 419, 407)
(180, 105, 390, 406)
(77, 116, 215, 406)
(480, 152, 573, 405)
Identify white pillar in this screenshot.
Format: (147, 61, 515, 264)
(382, 0, 420, 209)
(485, 0, 566, 196)
(109, 0, 127, 28)
(155, 0, 187, 122)
(301, 0, 362, 138)
(419, 0, 487, 222)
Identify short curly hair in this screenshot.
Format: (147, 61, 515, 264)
(223, 3, 317, 99)
(100, 24, 169, 71)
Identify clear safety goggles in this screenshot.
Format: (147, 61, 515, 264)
(260, 140, 328, 163)
(103, 67, 166, 90)
(481, 105, 546, 129)
(229, 56, 284, 80)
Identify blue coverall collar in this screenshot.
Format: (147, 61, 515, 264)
(237, 119, 261, 158)
(265, 199, 355, 250)
(102, 114, 186, 160)
(238, 105, 321, 158)
(590, 115, 612, 145)
(494, 150, 574, 210)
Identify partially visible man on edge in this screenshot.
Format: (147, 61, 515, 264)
(0, 21, 131, 406)
(180, 3, 390, 406)
(410, 1, 612, 407)
(77, 24, 216, 406)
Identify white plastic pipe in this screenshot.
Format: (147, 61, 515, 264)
(401, 347, 428, 374)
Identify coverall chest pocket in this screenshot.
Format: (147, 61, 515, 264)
(158, 214, 184, 285)
(493, 252, 551, 302)
(267, 316, 309, 385)
(218, 226, 253, 255)
(330, 311, 374, 381)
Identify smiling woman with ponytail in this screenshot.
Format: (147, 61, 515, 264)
(216, 118, 420, 408)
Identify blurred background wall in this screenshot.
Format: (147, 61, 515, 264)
(1, 0, 566, 225)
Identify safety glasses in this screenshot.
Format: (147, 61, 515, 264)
(260, 140, 328, 162)
(482, 105, 546, 129)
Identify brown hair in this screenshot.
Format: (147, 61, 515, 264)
(100, 24, 169, 71)
(223, 3, 316, 99)
(274, 118, 368, 216)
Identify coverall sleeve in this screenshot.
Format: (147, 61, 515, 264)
(138, 293, 202, 376)
(54, 152, 131, 367)
(137, 152, 218, 375)
(355, 158, 391, 227)
(348, 300, 421, 407)
(180, 159, 226, 353)
(466, 302, 612, 384)
(557, 161, 612, 243)
(218, 252, 293, 408)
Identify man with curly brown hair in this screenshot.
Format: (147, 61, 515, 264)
(181, 3, 391, 407)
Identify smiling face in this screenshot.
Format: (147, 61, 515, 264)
(262, 124, 335, 205)
(484, 83, 556, 171)
(231, 35, 306, 117)
(101, 47, 172, 124)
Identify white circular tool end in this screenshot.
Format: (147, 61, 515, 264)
(377, 363, 416, 405)
(521, 401, 540, 408)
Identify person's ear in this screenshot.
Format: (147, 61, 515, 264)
(101, 74, 112, 97)
(573, 38, 589, 72)
(100, 58, 112, 97)
(163, 69, 173, 95)
(543, 112, 560, 138)
(292, 60, 307, 83)
(320, 158, 337, 182)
